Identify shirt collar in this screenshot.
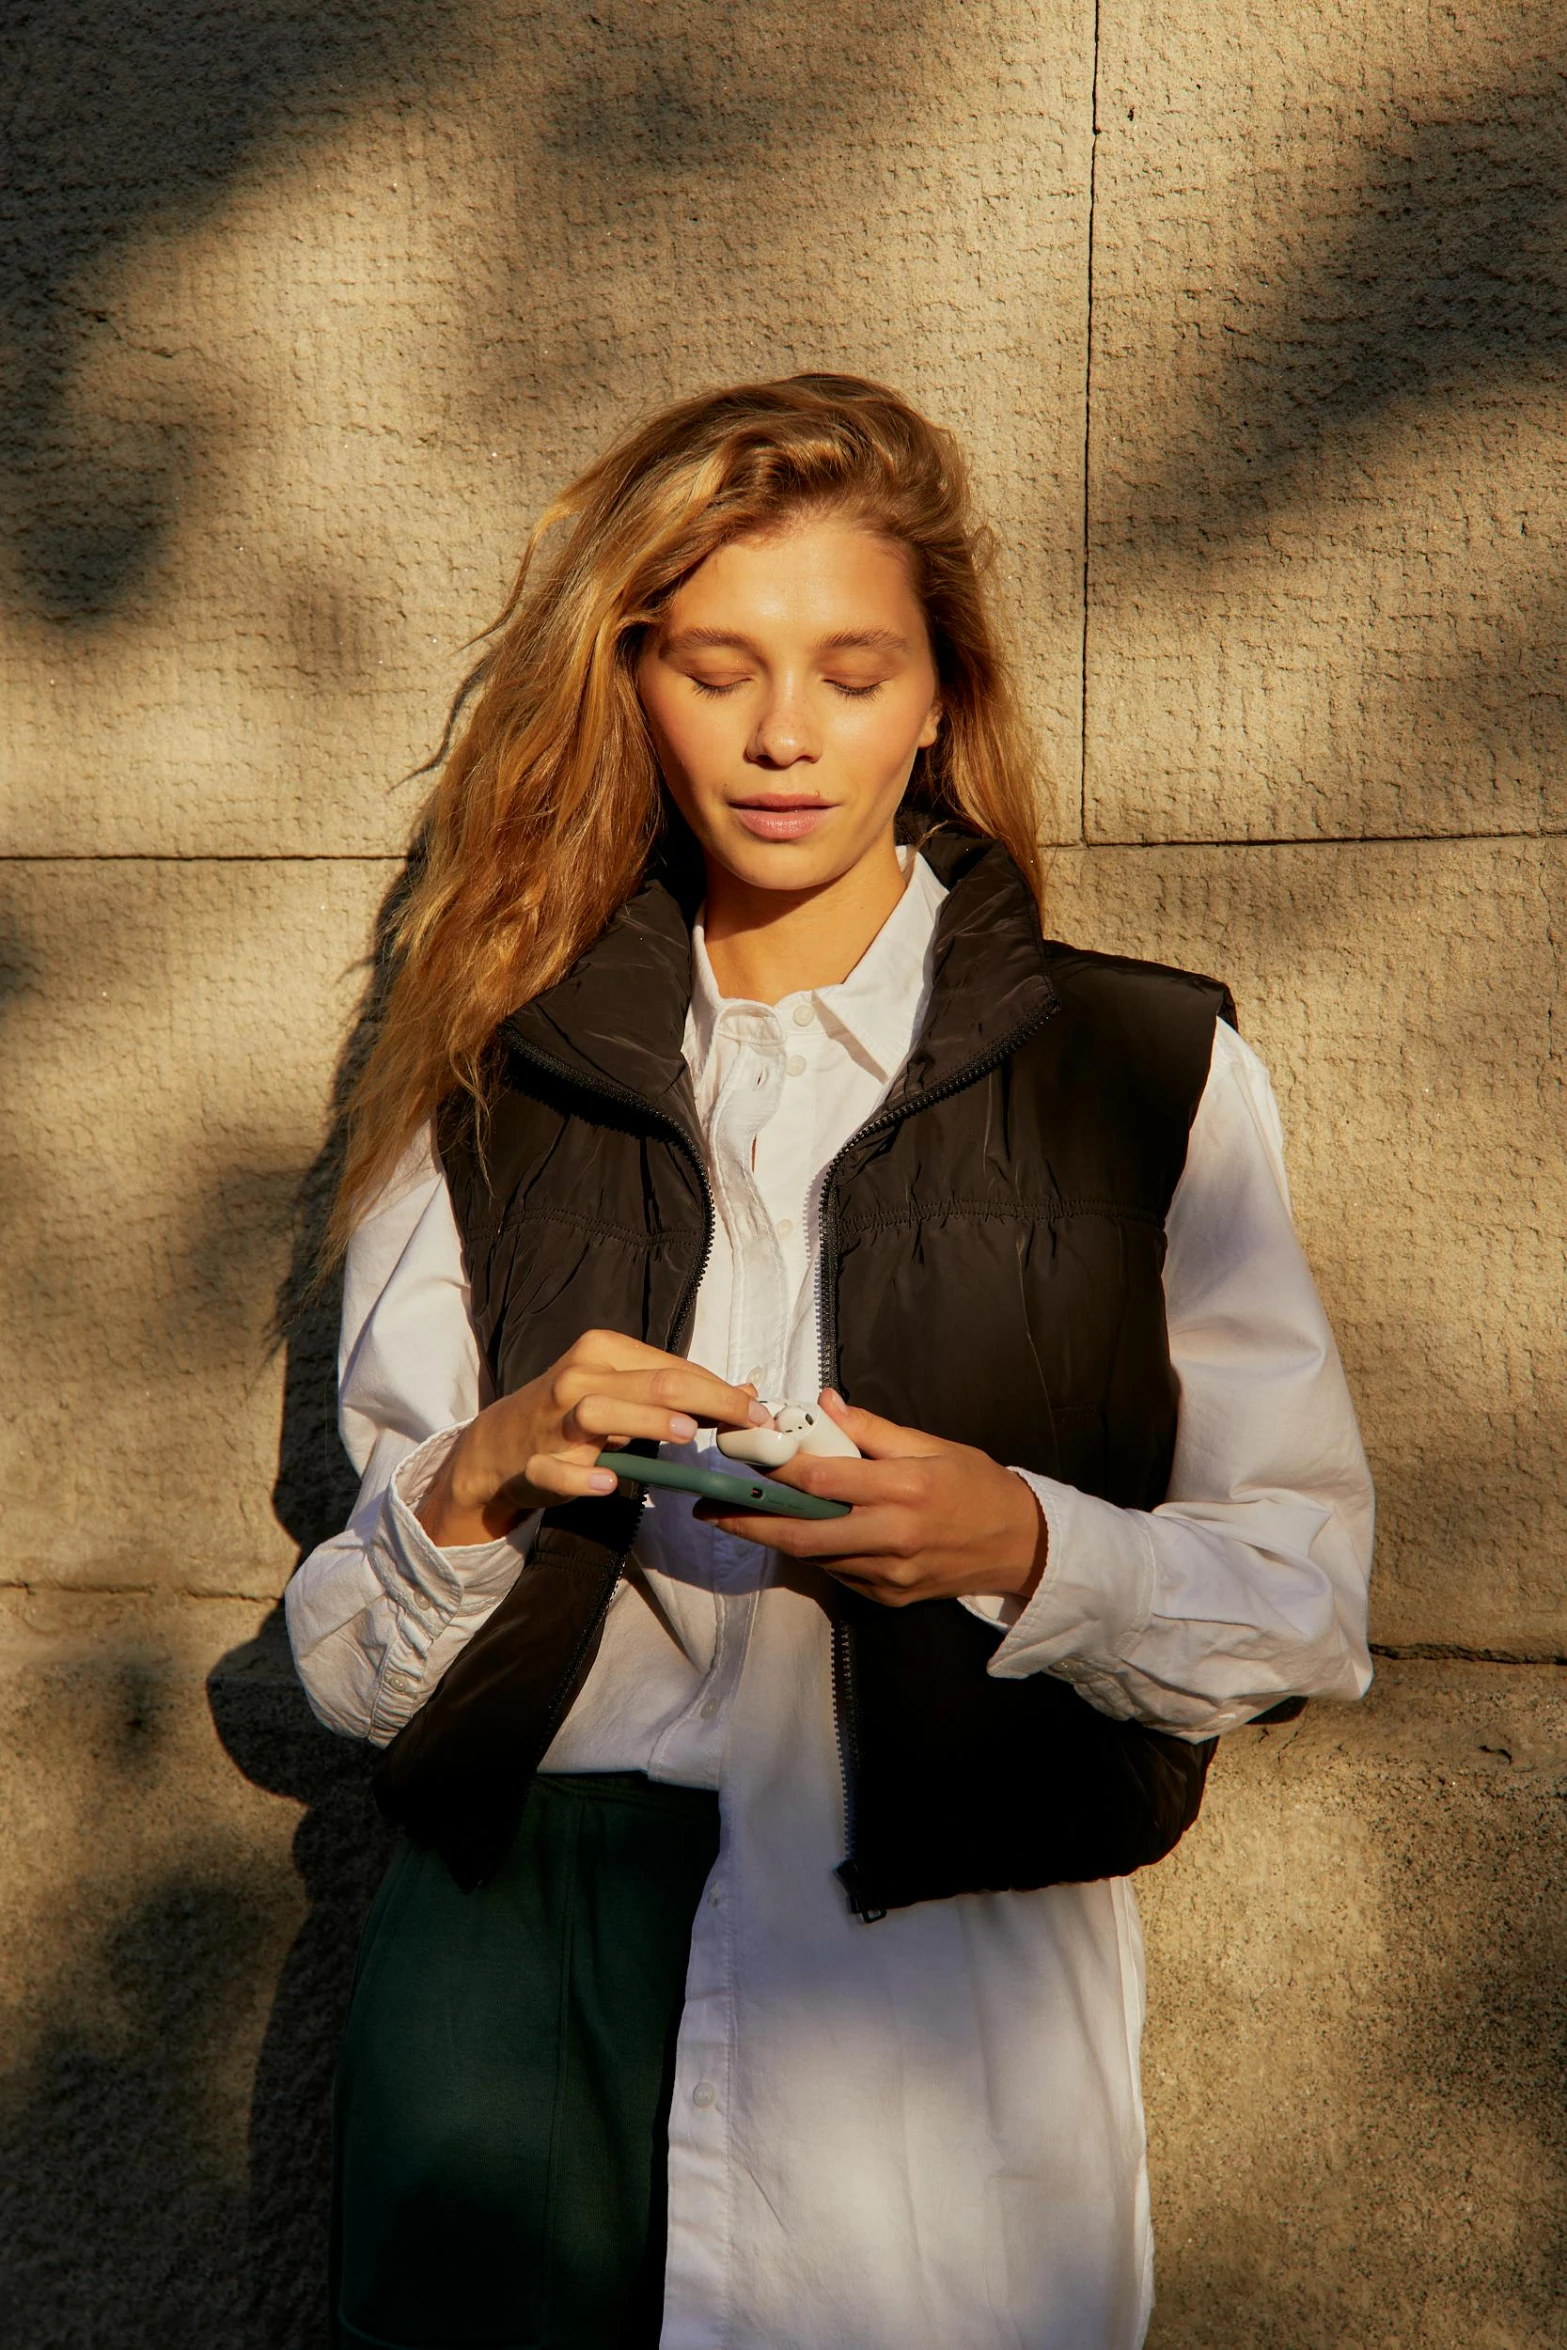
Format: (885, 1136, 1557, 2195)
(684, 848, 949, 1087)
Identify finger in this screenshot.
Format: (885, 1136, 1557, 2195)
(570, 1328, 714, 1373)
(817, 1388, 936, 1460)
(522, 1455, 624, 1501)
(571, 1331, 762, 1413)
(557, 1361, 768, 1433)
(562, 1394, 703, 1449)
(763, 1453, 929, 1509)
(693, 1502, 917, 1562)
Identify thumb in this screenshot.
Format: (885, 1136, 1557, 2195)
(818, 1388, 929, 1459)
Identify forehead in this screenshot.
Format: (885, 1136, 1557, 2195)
(666, 516, 923, 639)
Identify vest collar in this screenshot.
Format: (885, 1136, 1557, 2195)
(890, 829, 1057, 1110)
(501, 827, 1056, 1121)
(503, 863, 696, 1121)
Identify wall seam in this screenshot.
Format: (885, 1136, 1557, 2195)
(0, 831, 1559, 867)
(0, 851, 407, 863)
(1059, 827, 1565, 853)
(1077, 0, 1102, 850)
(1371, 1643, 1567, 1668)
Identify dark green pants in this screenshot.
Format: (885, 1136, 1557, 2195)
(333, 1772, 722, 2350)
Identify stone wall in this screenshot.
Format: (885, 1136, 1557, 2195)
(1, 3, 1561, 2342)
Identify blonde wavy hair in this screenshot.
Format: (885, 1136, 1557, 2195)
(333, 373, 1044, 1253)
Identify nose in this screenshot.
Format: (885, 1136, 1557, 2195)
(745, 678, 819, 770)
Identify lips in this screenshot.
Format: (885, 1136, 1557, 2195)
(730, 797, 835, 842)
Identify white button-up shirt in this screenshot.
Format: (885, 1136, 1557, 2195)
(287, 851, 1374, 2350)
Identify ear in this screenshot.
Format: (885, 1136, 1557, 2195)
(917, 699, 942, 750)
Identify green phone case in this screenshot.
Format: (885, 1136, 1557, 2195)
(594, 1451, 851, 1521)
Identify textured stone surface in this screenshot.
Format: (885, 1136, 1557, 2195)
(0, 858, 396, 1596)
(1047, 839, 1567, 1658)
(5, 1627, 1563, 2350)
(1141, 1662, 1567, 2350)
(0, 1595, 388, 2349)
(0, 2, 1563, 2344)
(1088, 0, 1567, 843)
(1, 0, 1091, 855)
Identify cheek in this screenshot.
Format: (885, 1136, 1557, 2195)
(641, 680, 715, 786)
(845, 686, 936, 778)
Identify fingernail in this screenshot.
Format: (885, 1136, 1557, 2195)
(821, 1388, 844, 1408)
(748, 1399, 773, 1426)
(668, 1413, 698, 1442)
(588, 1469, 618, 1494)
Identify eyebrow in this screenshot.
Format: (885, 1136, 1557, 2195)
(661, 625, 911, 657)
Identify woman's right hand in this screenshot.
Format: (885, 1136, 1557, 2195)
(415, 1329, 770, 1547)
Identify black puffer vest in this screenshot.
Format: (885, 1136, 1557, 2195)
(375, 831, 1233, 1914)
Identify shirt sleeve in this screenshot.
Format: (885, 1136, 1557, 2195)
(968, 1019, 1375, 1739)
(283, 1131, 539, 1745)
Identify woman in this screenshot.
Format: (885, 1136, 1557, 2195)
(288, 374, 1374, 2350)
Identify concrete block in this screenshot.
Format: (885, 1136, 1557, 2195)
(0, 1592, 386, 2348)
(1142, 1660, 1567, 2350)
(1087, 0, 1567, 842)
(0, 858, 396, 1598)
(1047, 839, 1567, 1657)
(0, 0, 1092, 856)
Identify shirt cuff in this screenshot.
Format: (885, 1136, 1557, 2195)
(367, 1425, 540, 1737)
(969, 1470, 1158, 1718)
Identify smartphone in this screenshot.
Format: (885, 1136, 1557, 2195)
(595, 1450, 850, 1521)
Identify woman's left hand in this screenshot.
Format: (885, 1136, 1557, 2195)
(695, 1390, 1048, 1608)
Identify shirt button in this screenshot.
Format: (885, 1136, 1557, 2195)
(746, 1366, 766, 1387)
(792, 1002, 813, 1027)
(786, 1054, 806, 1078)
(700, 1698, 720, 1721)
(692, 2080, 718, 2109)
(775, 1217, 794, 1239)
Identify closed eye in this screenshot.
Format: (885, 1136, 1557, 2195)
(828, 680, 884, 699)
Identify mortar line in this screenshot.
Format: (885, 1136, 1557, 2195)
(0, 850, 405, 863)
(1078, 0, 1102, 849)
(1060, 827, 1566, 852)
(0, 1581, 286, 1603)
(1371, 1642, 1567, 1667)
(0, 829, 1559, 865)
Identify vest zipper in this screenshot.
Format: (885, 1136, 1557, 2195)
(819, 996, 1061, 1923)
(507, 993, 1061, 1922)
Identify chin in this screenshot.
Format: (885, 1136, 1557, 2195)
(712, 833, 848, 894)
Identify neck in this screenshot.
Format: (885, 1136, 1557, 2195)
(701, 833, 908, 1002)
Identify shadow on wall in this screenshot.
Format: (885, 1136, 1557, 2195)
(0, 2, 1554, 2343)
(1098, 50, 1567, 789)
(1118, 72, 1567, 558)
(0, 0, 465, 622)
(209, 1619, 393, 2350)
(0, 1873, 283, 2343)
(0, 830, 408, 2344)
(1134, 1702, 1567, 2350)
(207, 860, 414, 2345)
(0, 0, 939, 628)
(0, 6, 938, 2337)
(0, 1613, 391, 2349)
